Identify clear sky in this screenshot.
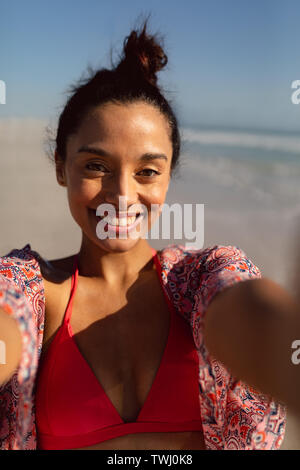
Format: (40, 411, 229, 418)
(1, 0, 300, 131)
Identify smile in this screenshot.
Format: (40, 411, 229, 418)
(90, 209, 145, 234)
(103, 214, 140, 226)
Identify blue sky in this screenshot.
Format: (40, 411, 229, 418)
(1, 0, 300, 131)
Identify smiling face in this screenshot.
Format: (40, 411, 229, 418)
(55, 101, 173, 253)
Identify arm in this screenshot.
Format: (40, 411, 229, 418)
(203, 277, 300, 415)
(0, 306, 22, 386)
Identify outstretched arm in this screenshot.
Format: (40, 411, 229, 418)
(204, 276, 300, 416)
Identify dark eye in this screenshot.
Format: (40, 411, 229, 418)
(138, 169, 160, 177)
(86, 162, 107, 172)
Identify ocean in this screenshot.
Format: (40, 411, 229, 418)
(163, 126, 300, 294)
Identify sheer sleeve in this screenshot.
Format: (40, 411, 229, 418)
(0, 273, 37, 386)
(197, 244, 261, 317)
(0, 245, 44, 449)
(188, 245, 286, 450)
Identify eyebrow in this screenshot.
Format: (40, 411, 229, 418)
(77, 145, 168, 163)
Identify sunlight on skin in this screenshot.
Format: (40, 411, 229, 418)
(54, 101, 173, 283)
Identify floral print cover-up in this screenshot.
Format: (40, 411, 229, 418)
(0, 243, 286, 450)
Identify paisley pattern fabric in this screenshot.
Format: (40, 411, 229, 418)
(0, 243, 286, 450)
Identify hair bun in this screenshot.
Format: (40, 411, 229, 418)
(115, 21, 168, 87)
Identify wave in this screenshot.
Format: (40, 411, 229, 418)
(182, 128, 300, 154)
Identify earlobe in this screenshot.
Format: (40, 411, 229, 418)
(54, 151, 66, 187)
(57, 172, 66, 187)
(56, 169, 67, 187)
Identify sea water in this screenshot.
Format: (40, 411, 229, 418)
(161, 126, 300, 292)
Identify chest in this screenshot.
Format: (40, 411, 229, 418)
(42, 270, 173, 422)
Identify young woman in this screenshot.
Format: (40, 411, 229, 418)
(0, 20, 299, 451)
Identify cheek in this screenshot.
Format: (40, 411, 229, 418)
(66, 179, 102, 231)
(144, 182, 169, 206)
(143, 184, 169, 227)
(67, 178, 102, 205)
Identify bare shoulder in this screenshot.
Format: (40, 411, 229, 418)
(39, 255, 77, 355)
(39, 254, 76, 317)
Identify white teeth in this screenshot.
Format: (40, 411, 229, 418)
(101, 215, 138, 226)
(118, 218, 127, 226)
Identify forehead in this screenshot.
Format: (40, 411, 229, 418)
(69, 101, 172, 151)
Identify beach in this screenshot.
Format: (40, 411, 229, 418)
(0, 117, 300, 448)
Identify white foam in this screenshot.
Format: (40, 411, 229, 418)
(182, 128, 300, 154)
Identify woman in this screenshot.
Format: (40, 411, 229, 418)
(0, 20, 299, 450)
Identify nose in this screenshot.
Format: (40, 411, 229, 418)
(103, 170, 138, 209)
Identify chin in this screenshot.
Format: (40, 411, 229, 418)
(75, 207, 150, 253)
(93, 236, 143, 253)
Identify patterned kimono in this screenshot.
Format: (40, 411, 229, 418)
(0, 243, 286, 450)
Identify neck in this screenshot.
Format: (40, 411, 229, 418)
(76, 236, 156, 287)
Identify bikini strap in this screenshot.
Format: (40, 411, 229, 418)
(63, 253, 79, 325)
(63, 250, 157, 326)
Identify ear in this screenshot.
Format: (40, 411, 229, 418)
(55, 150, 67, 187)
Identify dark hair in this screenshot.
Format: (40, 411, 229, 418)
(49, 16, 181, 176)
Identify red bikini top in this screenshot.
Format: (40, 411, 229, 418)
(35, 248, 203, 450)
